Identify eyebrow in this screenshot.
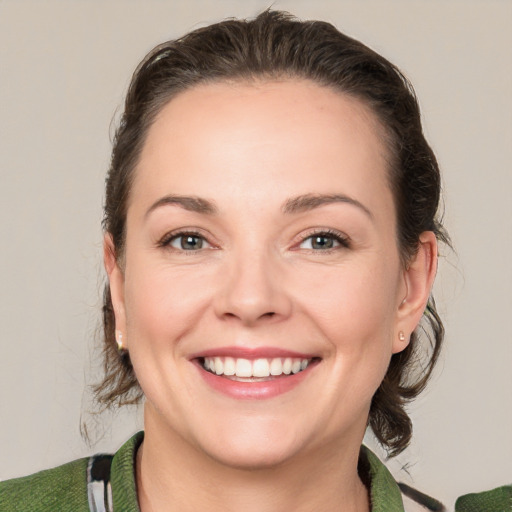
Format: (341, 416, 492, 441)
(282, 193, 373, 219)
(145, 192, 372, 220)
(145, 195, 218, 218)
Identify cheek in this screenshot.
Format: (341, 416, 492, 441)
(121, 259, 217, 411)
(123, 258, 214, 350)
(298, 260, 400, 336)
(296, 260, 401, 384)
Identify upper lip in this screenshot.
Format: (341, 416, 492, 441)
(189, 346, 319, 360)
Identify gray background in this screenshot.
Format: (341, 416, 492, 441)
(0, 0, 510, 507)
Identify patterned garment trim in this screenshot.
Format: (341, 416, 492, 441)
(87, 454, 114, 512)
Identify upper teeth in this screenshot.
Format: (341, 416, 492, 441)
(203, 357, 311, 378)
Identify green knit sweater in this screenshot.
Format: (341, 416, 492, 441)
(1, 432, 510, 511)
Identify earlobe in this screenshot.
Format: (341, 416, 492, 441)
(103, 233, 127, 347)
(393, 231, 438, 354)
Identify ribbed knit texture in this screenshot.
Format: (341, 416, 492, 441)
(360, 445, 405, 511)
(455, 485, 512, 512)
(111, 431, 144, 511)
(0, 457, 90, 511)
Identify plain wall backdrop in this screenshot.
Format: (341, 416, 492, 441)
(0, 0, 510, 508)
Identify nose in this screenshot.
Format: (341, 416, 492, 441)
(214, 249, 292, 326)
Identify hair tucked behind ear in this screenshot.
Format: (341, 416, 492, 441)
(94, 9, 450, 456)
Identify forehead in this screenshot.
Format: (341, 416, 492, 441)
(132, 79, 393, 219)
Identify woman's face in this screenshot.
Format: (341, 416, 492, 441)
(107, 80, 432, 468)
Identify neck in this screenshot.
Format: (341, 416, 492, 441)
(136, 408, 370, 512)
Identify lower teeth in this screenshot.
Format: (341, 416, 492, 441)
(225, 375, 277, 382)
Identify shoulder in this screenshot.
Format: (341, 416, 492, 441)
(0, 457, 90, 511)
(0, 432, 143, 512)
(455, 484, 512, 512)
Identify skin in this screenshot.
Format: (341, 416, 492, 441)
(105, 80, 437, 512)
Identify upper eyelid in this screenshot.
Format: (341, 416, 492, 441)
(297, 228, 350, 243)
(158, 229, 211, 247)
(287, 229, 351, 252)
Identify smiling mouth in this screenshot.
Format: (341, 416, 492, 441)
(199, 356, 320, 381)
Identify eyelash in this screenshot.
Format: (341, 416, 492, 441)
(157, 230, 212, 252)
(296, 229, 350, 251)
(158, 228, 350, 253)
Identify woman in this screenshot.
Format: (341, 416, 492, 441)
(1, 10, 508, 512)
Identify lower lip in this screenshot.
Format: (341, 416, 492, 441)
(194, 361, 318, 400)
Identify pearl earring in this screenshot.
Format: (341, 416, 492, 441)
(398, 331, 406, 342)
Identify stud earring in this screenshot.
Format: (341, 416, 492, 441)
(398, 331, 406, 342)
(116, 330, 125, 352)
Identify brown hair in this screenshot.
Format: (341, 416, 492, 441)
(97, 10, 449, 456)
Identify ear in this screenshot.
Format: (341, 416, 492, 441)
(393, 231, 438, 354)
(103, 233, 127, 348)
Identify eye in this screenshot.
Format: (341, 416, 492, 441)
(299, 231, 349, 251)
(162, 232, 212, 251)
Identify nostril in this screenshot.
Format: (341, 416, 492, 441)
(223, 311, 275, 320)
(220, 310, 277, 324)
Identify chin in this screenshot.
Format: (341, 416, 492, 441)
(202, 436, 302, 470)
(189, 413, 313, 470)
